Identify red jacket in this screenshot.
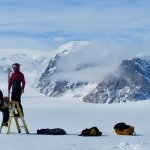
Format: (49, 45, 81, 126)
(8, 64, 25, 91)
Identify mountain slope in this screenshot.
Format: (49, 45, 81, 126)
(36, 41, 97, 98)
(83, 57, 150, 103)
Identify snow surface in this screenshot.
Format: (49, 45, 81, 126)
(0, 86, 150, 150)
(0, 49, 150, 150)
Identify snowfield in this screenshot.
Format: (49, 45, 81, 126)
(0, 86, 150, 150)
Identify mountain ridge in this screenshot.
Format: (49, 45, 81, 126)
(83, 57, 150, 103)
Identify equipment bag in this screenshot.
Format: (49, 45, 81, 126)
(79, 127, 102, 136)
(37, 128, 66, 135)
(114, 122, 135, 135)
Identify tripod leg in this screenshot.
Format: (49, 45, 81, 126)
(15, 102, 29, 134)
(14, 117, 21, 133)
(0, 121, 3, 133)
(7, 103, 15, 134)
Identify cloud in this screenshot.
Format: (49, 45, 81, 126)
(53, 36, 65, 42)
(0, 37, 55, 50)
(51, 40, 140, 82)
(51, 38, 150, 82)
(0, 0, 150, 49)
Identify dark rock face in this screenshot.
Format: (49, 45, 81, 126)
(83, 57, 150, 103)
(37, 52, 88, 97)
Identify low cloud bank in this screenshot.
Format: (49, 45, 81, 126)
(51, 40, 149, 82)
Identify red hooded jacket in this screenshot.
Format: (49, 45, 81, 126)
(8, 63, 25, 92)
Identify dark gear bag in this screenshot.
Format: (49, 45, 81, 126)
(114, 122, 131, 131)
(37, 128, 66, 135)
(114, 122, 135, 135)
(79, 127, 102, 136)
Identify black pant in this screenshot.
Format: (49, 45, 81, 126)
(0, 107, 9, 123)
(11, 91, 24, 116)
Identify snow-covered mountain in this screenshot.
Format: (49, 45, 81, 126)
(36, 41, 98, 98)
(0, 49, 52, 95)
(37, 41, 150, 103)
(83, 57, 150, 103)
(1, 43, 150, 104)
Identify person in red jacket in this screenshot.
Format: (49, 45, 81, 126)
(8, 63, 25, 117)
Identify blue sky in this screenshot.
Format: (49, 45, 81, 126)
(0, 0, 150, 50)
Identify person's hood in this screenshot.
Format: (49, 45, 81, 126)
(12, 63, 20, 73)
